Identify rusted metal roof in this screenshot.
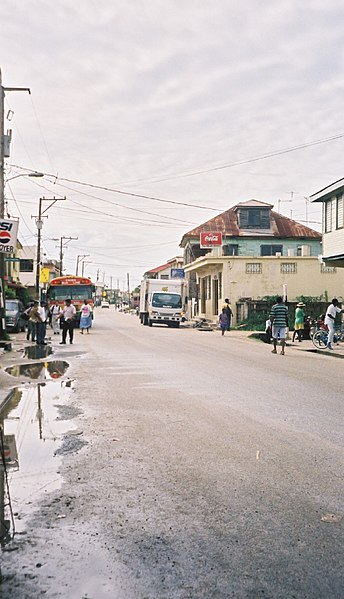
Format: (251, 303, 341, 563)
(180, 200, 321, 245)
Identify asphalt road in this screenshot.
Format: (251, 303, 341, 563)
(1, 309, 343, 599)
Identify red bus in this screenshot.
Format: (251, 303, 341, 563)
(46, 276, 95, 324)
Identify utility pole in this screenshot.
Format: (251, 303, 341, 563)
(75, 254, 89, 276)
(32, 197, 66, 298)
(0, 68, 30, 340)
(59, 236, 77, 276)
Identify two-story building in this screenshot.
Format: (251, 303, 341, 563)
(180, 200, 344, 323)
(310, 178, 344, 267)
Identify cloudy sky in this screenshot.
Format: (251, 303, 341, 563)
(1, 0, 344, 288)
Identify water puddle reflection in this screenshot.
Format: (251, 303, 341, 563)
(23, 345, 53, 360)
(0, 382, 85, 541)
(5, 360, 69, 380)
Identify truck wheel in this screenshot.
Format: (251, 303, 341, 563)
(148, 319, 153, 327)
(143, 314, 148, 326)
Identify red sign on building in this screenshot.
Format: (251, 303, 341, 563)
(200, 232, 223, 248)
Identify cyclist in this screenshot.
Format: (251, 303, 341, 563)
(325, 298, 344, 350)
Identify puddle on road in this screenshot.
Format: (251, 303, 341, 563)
(5, 360, 69, 380)
(23, 345, 53, 360)
(0, 381, 85, 540)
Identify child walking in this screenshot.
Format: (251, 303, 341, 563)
(219, 308, 229, 336)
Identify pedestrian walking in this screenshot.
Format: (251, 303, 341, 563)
(270, 296, 288, 355)
(50, 301, 62, 335)
(59, 299, 76, 344)
(79, 300, 92, 334)
(324, 298, 344, 350)
(222, 298, 233, 331)
(219, 308, 229, 336)
(292, 302, 305, 342)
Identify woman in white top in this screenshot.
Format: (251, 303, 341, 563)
(79, 300, 92, 334)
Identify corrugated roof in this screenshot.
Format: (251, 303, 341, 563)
(145, 261, 171, 274)
(180, 200, 321, 245)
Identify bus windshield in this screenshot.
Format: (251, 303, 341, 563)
(152, 293, 182, 308)
(49, 285, 92, 302)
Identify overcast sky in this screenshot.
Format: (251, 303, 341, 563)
(1, 0, 343, 288)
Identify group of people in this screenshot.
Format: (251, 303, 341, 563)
(24, 299, 92, 345)
(269, 296, 344, 355)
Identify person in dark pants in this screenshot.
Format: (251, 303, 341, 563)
(59, 299, 76, 344)
(222, 298, 233, 331)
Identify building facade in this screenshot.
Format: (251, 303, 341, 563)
(180, 200, 344, 323)
(311, 179, 344, 267)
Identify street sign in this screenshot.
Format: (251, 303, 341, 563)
(0, 219, 19, 255)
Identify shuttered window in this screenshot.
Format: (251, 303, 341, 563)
(325, 200, 332, 233)
(336, 194, 343, 229)
(239, 209, 270, 229)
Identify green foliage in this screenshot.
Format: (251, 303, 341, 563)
(234, 312, 267, 331)
(4, 285, 16, 299)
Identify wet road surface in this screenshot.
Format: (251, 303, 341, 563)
(0, 309, 343, 598)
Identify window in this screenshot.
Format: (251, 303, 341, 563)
(325, 200, 332, 233)
(336, 194, 343, 229)
(19, 259, 34, 272)
(321, 264, 336, 273)
(239, 208, 270, 229)
(280, 263, 297, 274)
(246, 263, 262, 274)
(160, 275, 169, 280)
(223, 244, 239, 256)
(260, 245, 283, 256)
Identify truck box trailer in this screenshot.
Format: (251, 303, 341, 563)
(139, 278, 188, 328)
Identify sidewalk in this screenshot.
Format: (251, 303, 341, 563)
(247, 330, 344, 359)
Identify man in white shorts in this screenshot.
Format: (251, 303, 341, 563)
(325, 298, 344, 350)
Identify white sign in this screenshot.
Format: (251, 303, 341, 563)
(0, 219, 19, 254)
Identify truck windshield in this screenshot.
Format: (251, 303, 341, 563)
(5, 301, 18, 311)
(152, 293, 182, 308)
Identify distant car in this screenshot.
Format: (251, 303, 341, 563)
(5, 299, 26, 332)
(101, 301, 110, 308)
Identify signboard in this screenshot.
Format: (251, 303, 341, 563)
(39, 267, 50, 283)
(200, 231, 223, 248)
(0, 219, 19, 255)
(171, 268, 185, 279)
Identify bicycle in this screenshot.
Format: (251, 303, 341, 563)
(311, 326, 344, 349)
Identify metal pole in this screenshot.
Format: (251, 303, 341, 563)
(0, 70, 6, 340)
(35, 198, 42, 298)
(60, 238, 63, 275)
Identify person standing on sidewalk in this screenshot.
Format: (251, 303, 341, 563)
(324, 298, 344, 350)
(292, 302, 305, 342)
(28, 301, 40, 342)
(79, 300, 92, 334)
(270, 296, 288, 355)
(50, 301, 62, 335)
(59, 299, 76, 344)
(36, 301, 48, 345)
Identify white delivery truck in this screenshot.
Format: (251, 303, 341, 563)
(139, 278, 188, 328)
